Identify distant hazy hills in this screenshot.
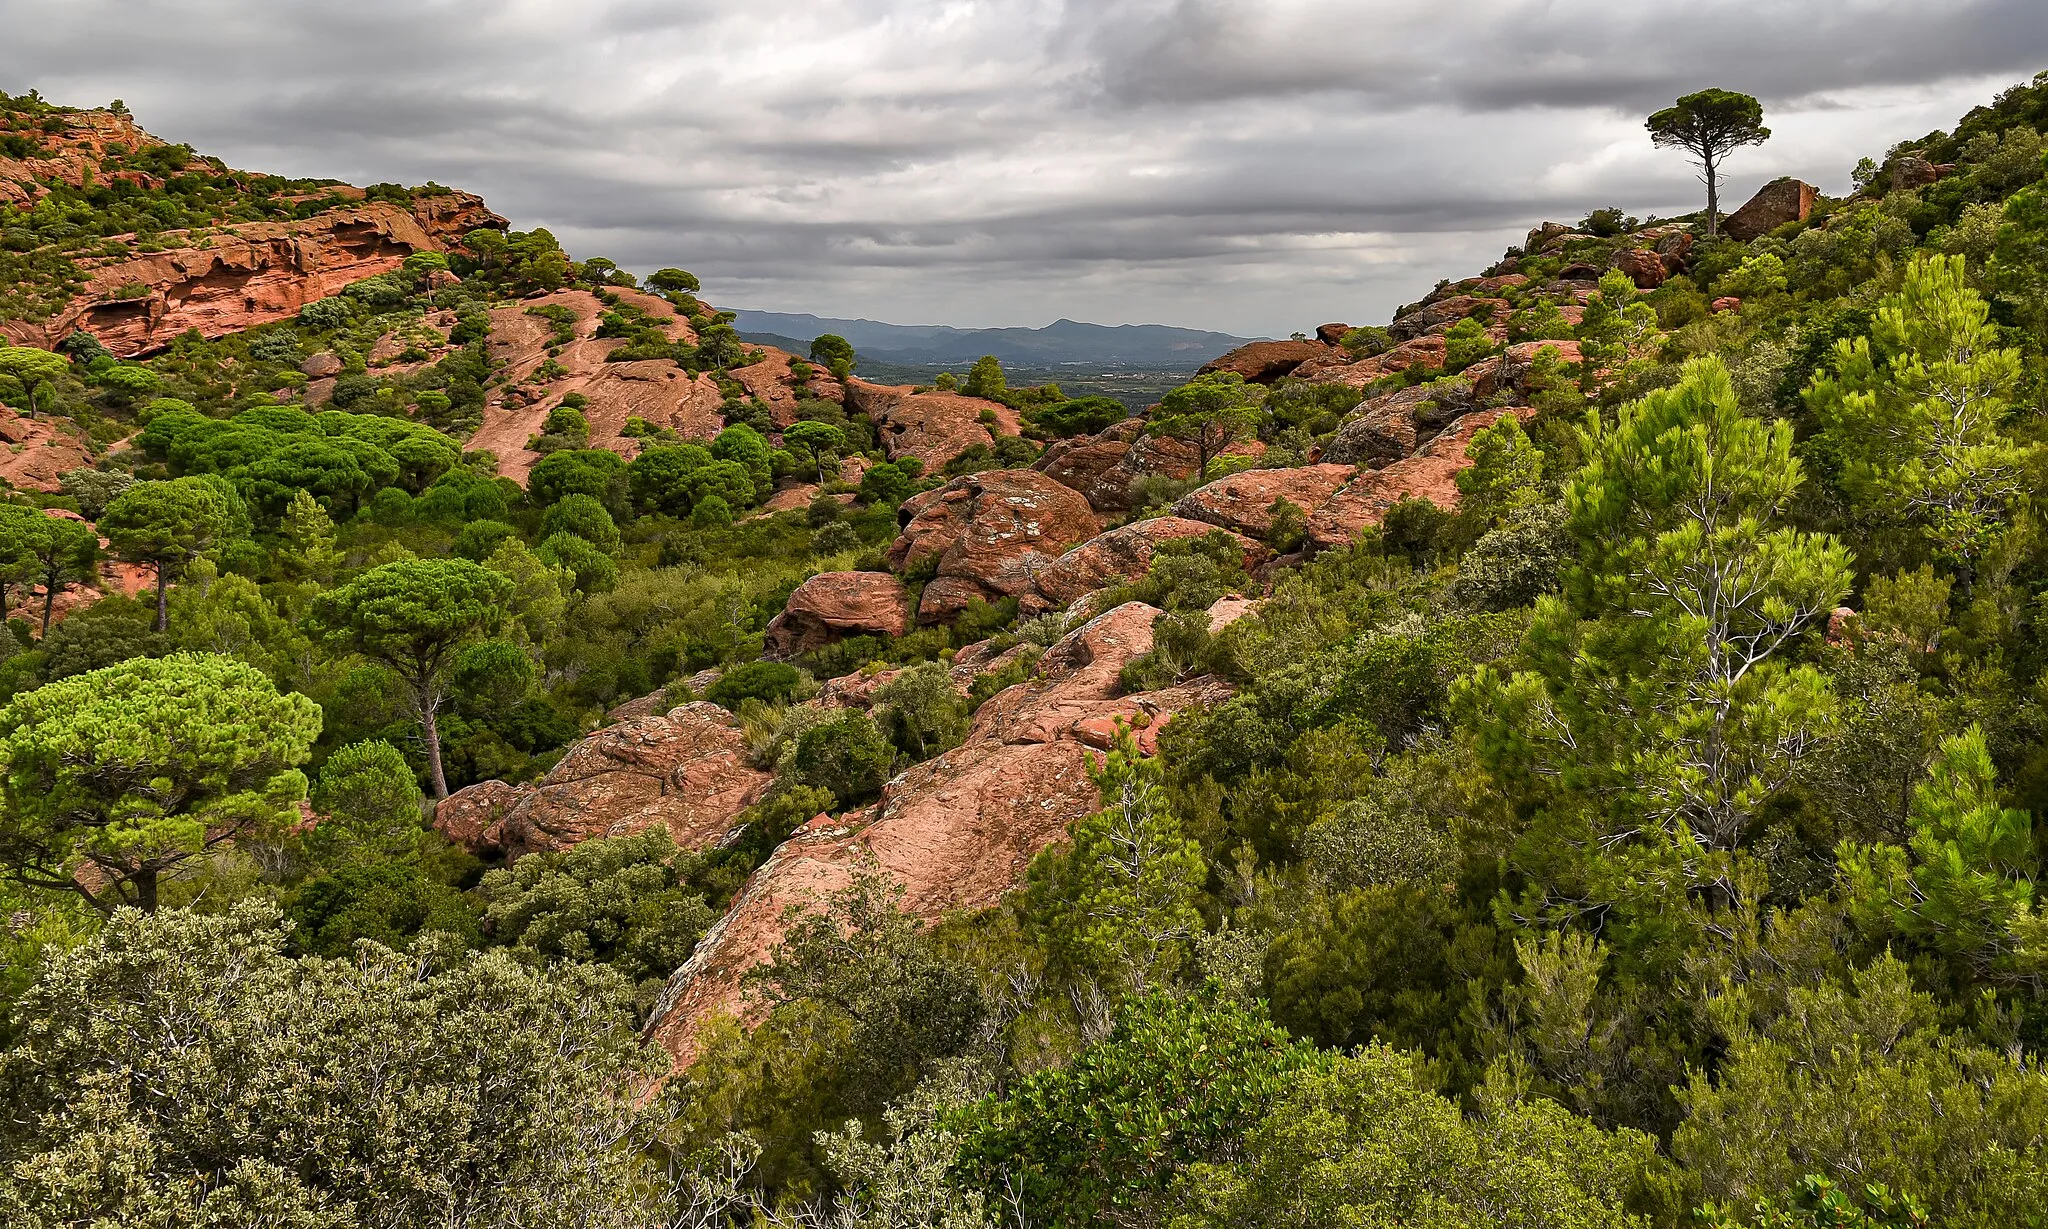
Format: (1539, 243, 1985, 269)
(730, 311, 1258, 371)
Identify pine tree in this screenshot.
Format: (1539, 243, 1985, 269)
(1460, 356, 1853, 861)
(1807, 254, 2033, 581)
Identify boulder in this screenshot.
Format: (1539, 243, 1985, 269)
(300, 351, 343, 379)
(1321, 398, 1417, 468)
(1388, 295, 1510, 342)
(765, 571, 912, 656)
(432, 780, 528, 854)
(1889, 157, 1939, 192)
(1033, 418, 1265, 514)
(1723, 179, 1818, 242)
(1170, 463, 1357, 538)
(843, 380, 1020, 473)
(437, 703, 772, 859)
(1305, 335, 1447, 390)
(1610, 248, 1667, 290)
(1028, 516, 1269, 611)
(1305, 407, 1532, 551)
(1525, 222, 1574, 251)
(1197, 339, 1332, 384)
(1712, 296, 1743, 314)
(1314, 322, 1352, 345)
(885, 469, 1100, 621)
(1655, 232, 1695, 271)
(644, 600, 1232, 1066)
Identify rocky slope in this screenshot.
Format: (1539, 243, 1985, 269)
(0, 108, 501, 356)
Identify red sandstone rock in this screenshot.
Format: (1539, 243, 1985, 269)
(765, 571, 912, 655)
(300, 351, 343, 379)
(1032, 418, 1265, 513)
(436, 702, 772, 859)
(885, 470, 1100, 620)
(643, 600, 1234, 1065)
(1723, 179, 1818, 242)
(1712, 297, 1743, 313)
(432, 780, 528, 853)
(1305, 407, 1533, 551)
(1389, 295, 1511, 342)
(1170, 463, 1357, 537)
(0, 408, 93, 493)
(1027, 516, 1269, 611)
(1610, 248, 1667, 290)
(1314, 322, 1352, 345)
(1305, 335, 1447, 390)
(1206, 595, 1260, 634)
(1197, 339, 1333, 383)
(8, 195, 501, 358)
(464, 289, 724, 482)
(843, 379, 1020, 473)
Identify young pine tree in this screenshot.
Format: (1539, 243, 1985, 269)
(1807, 254, 2033, 583)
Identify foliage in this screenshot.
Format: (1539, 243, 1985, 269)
(0, 902, 670, 1228)
(0, 653, 320, 912)
(953, 993, 1328, 1227)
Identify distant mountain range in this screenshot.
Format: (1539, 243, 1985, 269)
(729, 311, 1258, 371)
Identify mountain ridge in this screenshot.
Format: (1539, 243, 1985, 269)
(730, 309, 1257, 369)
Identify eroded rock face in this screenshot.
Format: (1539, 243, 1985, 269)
(1170, 463, 1357, 538)
(1303, 335, 1448, 390)
(434, 703, 771, 859)
(1197, 339, 1333, 383)
(10, 196, 502, 357)
(0, 408, 93, 493)
(1389, 295, 1511, 342)
(1033, 418, 1266, 514)
(1305, 406, 1533, 551)
(1723, 179, 1818, 242)
(1028, 516, 1269, 611)
(1611, 247, 1667, 290)
(843, 380, 1020, 473)
(643, 600, 1233, 1066)
(467, 288, 726, 482)
(885, 470, 1100, 621)
(765, 571, 912, 656)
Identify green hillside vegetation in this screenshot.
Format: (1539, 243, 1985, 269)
(7, 73, 2048, 1226)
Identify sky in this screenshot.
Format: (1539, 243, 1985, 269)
(3, 1, 2046, 337)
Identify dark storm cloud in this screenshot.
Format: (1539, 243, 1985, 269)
(2, 1, 2044, 334)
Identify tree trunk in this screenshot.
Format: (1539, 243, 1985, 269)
(153, 564, 169, 632)
(134, 866, 158, 913)
(1704, 148, 1720, 239)
(423, 703, 450, 800)
(40, 573, 57, 636)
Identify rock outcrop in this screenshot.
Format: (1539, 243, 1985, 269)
(1305, 407, 1533, 550)
(1170, 463, 1357, 538)
(0, 408, 93, 492)
(1197, 339, 1333, 383)
(1723, 179, 1819, 242)
(644, 600, 1232, 1065)
(886, 470, 1100, 621)
(11, 196, 501, 357)
(843, 380, 1021, 472)
(1032, 418, 1265, 513)
(1610, 247, 1667, 290)
(433, 703, 771, 859)
(765, 571, 912, 656)
(1027, 516, 1269, 611)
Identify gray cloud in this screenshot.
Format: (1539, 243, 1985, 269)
(2, 1, 2043, 335)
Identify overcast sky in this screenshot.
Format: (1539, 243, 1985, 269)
(4, 1, 2045, 337)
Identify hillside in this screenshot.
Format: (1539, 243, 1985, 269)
(7, 71, 2048, 1227)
